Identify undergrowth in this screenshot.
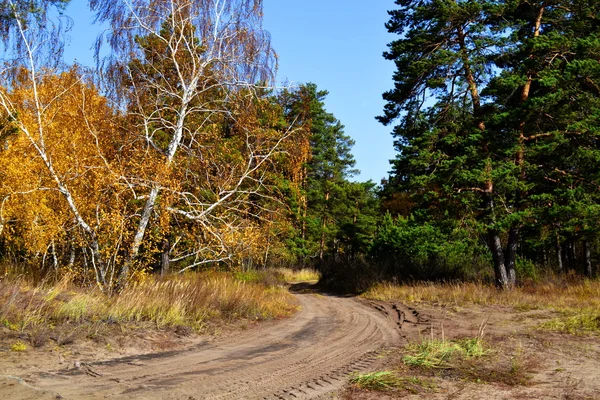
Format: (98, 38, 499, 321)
(363, 279, 600, 312)
(0, 270, 297, 339)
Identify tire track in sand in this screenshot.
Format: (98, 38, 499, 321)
(28, 283, 406, 399)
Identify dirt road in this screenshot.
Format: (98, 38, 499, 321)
(10, 284, 403, 399)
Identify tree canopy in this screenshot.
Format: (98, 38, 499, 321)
(0, 0, 599, 292)
(379, 0, 600, 287)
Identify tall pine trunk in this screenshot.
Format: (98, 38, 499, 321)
(488, 229, 518, 289)
(556, 232, 564, 273)
(566, 240, 576, 272)
(505, 227, 519, 286)
(457, 22, 517, 288)
(489, 230, 510, 289)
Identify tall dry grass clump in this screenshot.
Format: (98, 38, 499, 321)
(0, 271, 297, 333)
(111, 273, 296, 327)
(274, 268, 321, 282)
(363, 279, 600, 311)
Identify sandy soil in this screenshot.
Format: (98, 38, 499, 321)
(0, 283, 401, 399)
(342, 302, 600, 400)
(2, 283, 599, 399)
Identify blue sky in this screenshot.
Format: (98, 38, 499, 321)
(62, 1, 397, 183)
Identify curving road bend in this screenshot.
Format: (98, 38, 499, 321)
(29, 284, 402, 399)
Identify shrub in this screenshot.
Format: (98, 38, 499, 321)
(369, 213, 490, 282)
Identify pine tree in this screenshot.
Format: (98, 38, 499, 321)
(279, 83, 363, 263)
(485, 0, 600, 276)
(380, 0, 600, 285)
(378, 0, 518, 287)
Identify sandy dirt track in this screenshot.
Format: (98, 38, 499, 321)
(8, 284, 403, 399)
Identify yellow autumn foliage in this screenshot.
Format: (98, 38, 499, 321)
(0, 69, 128, 274)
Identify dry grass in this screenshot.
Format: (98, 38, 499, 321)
(349, 371, 436, 394)
(458, 340, 539, 386)
(0, 271, 297, 337)
(363, 280, 600, 337)
(274, 268, 321, 282)
(363, 280, 600, 311)
(233, 268, 320, 284)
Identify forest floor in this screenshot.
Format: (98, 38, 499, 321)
(1, 280, 599, 399)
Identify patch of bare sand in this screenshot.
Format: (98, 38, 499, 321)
(342, 303, 600, 400)
(0, 287, 400, 399)
(0, 319, 266, 398)
(0, 375, 62, 400)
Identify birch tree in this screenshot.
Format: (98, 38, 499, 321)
(89, 0, 292, 283)
(0, 1, 128, 290)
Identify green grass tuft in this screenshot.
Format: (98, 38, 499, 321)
(10, 340, 27, 352)
(538, 309, 600, 335)
(350, 371, 435, 393)
(403, 337, 489, 369)
(350, 371, 399, 391)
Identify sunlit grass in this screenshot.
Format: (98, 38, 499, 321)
(538, 310, 600, 335)
(0, 271, 297, 334)
(233, 268, 320, 284)
(350, 371, 435, 393)
(274, 268, 321, 282)
(363, 279, 600, 312)
(397, 335, 534, 386)
(10, 340, 27, 352)
(403, 337, 489, 369)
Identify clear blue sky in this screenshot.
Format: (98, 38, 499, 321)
(62, 1, 397, 183)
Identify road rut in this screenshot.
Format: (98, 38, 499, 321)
(29, 284, 403, 399)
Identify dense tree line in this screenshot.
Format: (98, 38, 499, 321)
(277, 84, 379, 267)
(1, 0, 599, 292)
(378, 0, 600, 287)
(0, 0, 378, 291)
(0, 0, 298, 291)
